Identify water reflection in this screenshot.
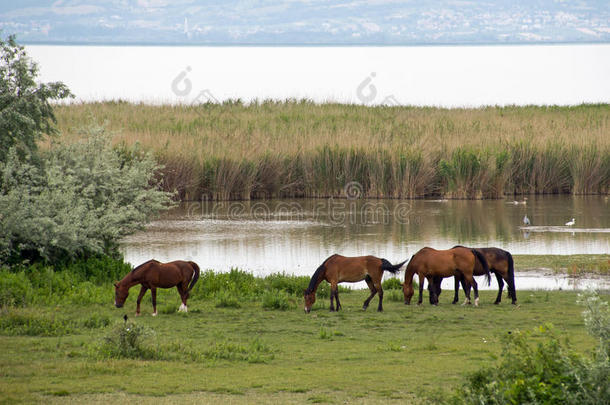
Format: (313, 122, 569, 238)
(122, 196, 609, 289)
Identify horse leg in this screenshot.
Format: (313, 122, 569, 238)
(461, 274, 472, 305)
(135, 285, 148, 316)
(177, 284, 188, 312)
(494, 272, 504, 305)
(363, 276, 377, 310)
(464, 275, 480, 307)
(426, 277, 438, 305)
(329, 282, 337, 312)
(375, 281, 384, 312)
(335, 286, 342, 311)
(433, 277, 442, 305)
(151, 287, 158, 316)
(452, 276, 460, 304)
(507, 276, 517, 305)
(417, 273, 425, 305)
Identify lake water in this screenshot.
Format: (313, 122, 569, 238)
(121, 196, 610, 290)
(27, 44, 610, 107)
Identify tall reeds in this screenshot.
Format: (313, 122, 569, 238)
(53, 101, 610, 200)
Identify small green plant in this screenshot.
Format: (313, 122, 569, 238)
(215, 290, 241, 308)
(97, 321, 156, 359)
(0, 270, 33, 307)
(319, 327, 332, 340)
(262, 290, 295, 310)
(386, 289, 404, 302)
(382, 277, 403, 290)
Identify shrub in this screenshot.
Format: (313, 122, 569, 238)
(215, 290, 241, 308)
(452, 292, 610, 405)
(0, 270, 33, 307)
(262, 290, 295, 310)
(263, 272, 309, 295)
(194, 268, 260, 299)
(97, 321, 156, 359)
(0, 128, 173, 265)
(382, 277, 403, 290)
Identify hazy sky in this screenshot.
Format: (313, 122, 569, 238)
(2, 0, 609, 45)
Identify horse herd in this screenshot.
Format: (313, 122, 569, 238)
(114, 246, 516, 316)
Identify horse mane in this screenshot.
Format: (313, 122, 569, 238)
(306, 254, 335, 293)
(404, 254, 416, 277)
(470, 249, 491, 286)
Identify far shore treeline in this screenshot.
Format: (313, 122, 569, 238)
(54, 101, 610, 201)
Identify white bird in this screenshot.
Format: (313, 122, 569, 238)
(565, 218, 575, 226)
(523, 215, 530, 225)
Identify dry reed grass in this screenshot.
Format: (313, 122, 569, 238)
(52, 101, 610, 200)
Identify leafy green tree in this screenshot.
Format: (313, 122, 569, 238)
(0, 34, 72, 161)
(0, 126, 173, 264)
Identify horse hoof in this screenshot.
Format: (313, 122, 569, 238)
(474, 298, 480, 307)
(135, 312, 141, 317)
(152, 312, 157, 317)
(494, 301, 501, 305)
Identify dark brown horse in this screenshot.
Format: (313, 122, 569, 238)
(114, 259, 200, 316)
(449, 246, 517, 305)
(402, 246, 490, 306)
(304, 254, 407, 313)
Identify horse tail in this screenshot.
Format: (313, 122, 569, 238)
(381, 258, 408, 274)
(187, 261, 200, 292)
(471, 249, 491, 286)
(506, 251, 517, 301)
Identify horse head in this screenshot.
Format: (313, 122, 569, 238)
(303, 288, 316, 313)
(114, 282, 129, 308)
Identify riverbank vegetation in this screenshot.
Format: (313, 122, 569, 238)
(54, 101, 610, 200)
(514, 254, 610, 275)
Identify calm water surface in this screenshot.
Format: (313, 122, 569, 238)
(122, 196, 610, 290)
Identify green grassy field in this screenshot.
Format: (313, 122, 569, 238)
(0, 288, 603, 404)
(53, 102, 610, 200)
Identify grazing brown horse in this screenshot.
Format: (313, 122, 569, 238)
(402, 246, 490, 306)
(448, 246, 517, 305)
(114, 259, 200, 316)
(304, 254, 407, 313)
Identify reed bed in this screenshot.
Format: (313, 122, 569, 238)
(54, 101, 610, 200)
